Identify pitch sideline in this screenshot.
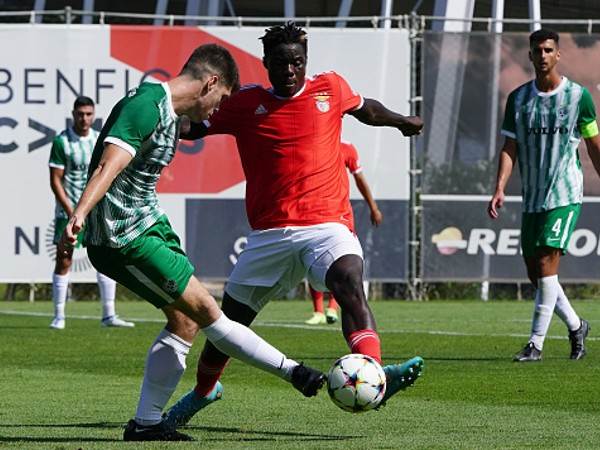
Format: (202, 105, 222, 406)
(0, 309, 597, 342)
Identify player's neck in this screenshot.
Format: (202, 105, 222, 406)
(534, 72, 562, 93)
(73, 127, 89, 137)
(168, 77, 199, 116)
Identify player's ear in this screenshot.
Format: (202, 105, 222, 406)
(206, 74, 219, 92)
(528, 49, 532, 62)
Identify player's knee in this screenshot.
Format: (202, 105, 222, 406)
(165, 306, 201, 341)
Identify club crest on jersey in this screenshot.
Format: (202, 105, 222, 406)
(558, 108, 568, 120)
(314, 94, 331, 113)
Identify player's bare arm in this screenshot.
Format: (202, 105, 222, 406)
(488, 137, 517, 219)
(60, 144, 132, 248)
(353, 172, 383, 226)
(348, 98, 423, 136)
(49, 167, 73, 217)
(585, 134, 600, 178)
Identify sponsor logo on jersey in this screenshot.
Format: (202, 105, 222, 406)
(314, 93, 331, 113)
(526, 126, 568, 135)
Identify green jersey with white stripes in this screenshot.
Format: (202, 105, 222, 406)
(86, 82, 180, 247)
(49, 127, 98, 219)
(501, 77, 598, 213)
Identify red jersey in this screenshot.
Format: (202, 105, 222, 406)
(206, 71, 363, 230)
(341, 141, 362, 175)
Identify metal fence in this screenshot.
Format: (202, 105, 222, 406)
(3, 11, 600, 297)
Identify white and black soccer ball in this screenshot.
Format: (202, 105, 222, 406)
(327, 353, 386, 413)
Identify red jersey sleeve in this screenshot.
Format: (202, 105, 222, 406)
(341, 141, 362, 174)
(332, 72, 363, 114)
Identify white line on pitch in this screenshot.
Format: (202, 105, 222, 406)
(1, 309, 597, 342)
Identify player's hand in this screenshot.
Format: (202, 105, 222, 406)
(398, 116, 424, 137)
(371, 209, 383, 226)
(58, 215, 84, 255)
(487, 191, 504, 219)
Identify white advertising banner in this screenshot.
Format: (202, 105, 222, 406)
(0, 25, 410, 282)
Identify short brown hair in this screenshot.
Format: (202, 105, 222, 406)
(180, 44, 239, 90)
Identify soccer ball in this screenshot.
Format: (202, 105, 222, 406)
(327, 353, 386, 412)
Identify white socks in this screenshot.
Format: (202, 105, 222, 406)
(529, 275, 559, 350)
(202, 313, 298, 381)
(554, 283, 581, 331)
(135, 330, 191, 426)
(52, 271, 119, 321)
(96, 272, 117, 319)
(52, 273, 69, 319)
(133, 315, 299, 425)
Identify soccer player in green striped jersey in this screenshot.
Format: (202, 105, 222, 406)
(488, 29, 600, 362)
(48, 96, 133, 330)
(59, 44, 325, 442)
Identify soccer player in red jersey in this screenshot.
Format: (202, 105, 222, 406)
(306, 141, 383, 325)
(165, 23, 425, 427)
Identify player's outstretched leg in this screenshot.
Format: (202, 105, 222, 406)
(163, 381, 223, 428)
(164, 364, 324, 427)
(291, 363, 326, 397)
(380, 356, 424, 405)
(123, 418, 194, 441)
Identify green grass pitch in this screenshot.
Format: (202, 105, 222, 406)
(1, 299, 599, 449)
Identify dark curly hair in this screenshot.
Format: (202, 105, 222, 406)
(260, 21, 308, 58)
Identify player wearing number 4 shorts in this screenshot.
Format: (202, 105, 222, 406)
(488, 29, 600, 362)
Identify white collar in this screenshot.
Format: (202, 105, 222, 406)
(161, 82, 178, 120)
(532, 76, 567, 97)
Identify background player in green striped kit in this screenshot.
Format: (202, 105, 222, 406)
(59, 44, 325, 441)
(488, 29, 600, 362)
(48, 96, 133, 330)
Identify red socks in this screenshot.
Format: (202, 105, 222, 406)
(348, 329, 381, 364)
(194, 355, 229, 397)
(327, 296, 339, 311)
(309, 286, 324, 313)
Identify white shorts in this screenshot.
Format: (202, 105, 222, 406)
(225, 222, 363, 312)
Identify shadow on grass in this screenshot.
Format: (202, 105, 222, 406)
(0, 436, 117, 443)
(0, 422, 121, 443)
(0, 422, 363, 443)
(185, 425, 363, 442)
(0, 327, 48, 330)
(0, 422, 121, 429)
(417, 356, 508, 361)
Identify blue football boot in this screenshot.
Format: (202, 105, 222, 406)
(380, 356, 424, 405)
(163, 381, 223, 427)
